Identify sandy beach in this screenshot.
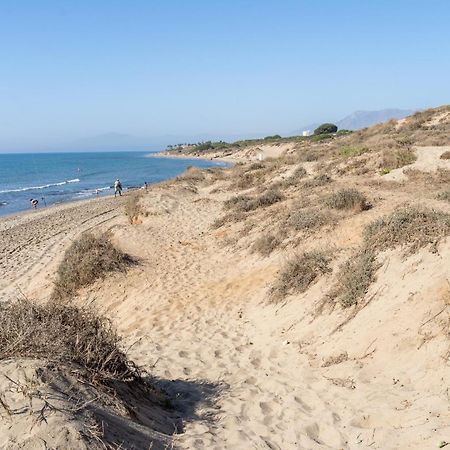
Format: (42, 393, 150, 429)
(2, 115, 450, 448)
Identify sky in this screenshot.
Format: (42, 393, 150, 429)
(0, 0, 449, 152)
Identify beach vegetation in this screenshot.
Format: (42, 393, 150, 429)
(251, 233, 282, 256)
(0, 298, 141, 383)
(52, 233, 133, 301)
(270, 250, 332, 300)
(325, 188, 370, 211)
(334, 250, 379, 308)
(363, 206, 450, 253)
(314, 123, 338, 135)
(125, 192, 143, 224)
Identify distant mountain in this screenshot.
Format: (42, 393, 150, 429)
(296, 108, 416, 135)
(336, 109, 415, 130)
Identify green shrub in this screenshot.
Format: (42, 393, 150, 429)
(314, 123, 338, 135)
(339, 146, 368, 158)
(264, 135, 282, 140)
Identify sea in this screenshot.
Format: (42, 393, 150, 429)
(0, 151, 225, 217)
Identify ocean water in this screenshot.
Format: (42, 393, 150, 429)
(0, 151, 224, 216)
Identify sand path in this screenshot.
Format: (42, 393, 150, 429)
(3, 182, 450, 449)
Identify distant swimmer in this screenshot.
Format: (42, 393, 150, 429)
(114, 179, 122, 197)
(30, 198, 38, 209)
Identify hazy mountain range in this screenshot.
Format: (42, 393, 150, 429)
(299, 108, 416, 134)
(74, 109, 416, 151)
(2, 108, 417, 152)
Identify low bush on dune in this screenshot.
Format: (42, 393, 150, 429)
(52, 233, 133, 301)
(125, 193, 143, 224)
(440, 150, 450, 160)
(334, 206, 450, 307)
(380, 147, 417, 170)
(325, 188, 370, 211)
(0, 298, 140, 383)
(339, 146, 369, 158)
(176, 166, 206, 183)
(270, 250, 332, 300)
(251, 233, 282, 256)
(334, 250, 379, 308)
(224, 189, 284, 213)
(287, 207, 331, 231)
(303, 173, 332, 188)
(363, 206, 450, 253)
(437, 189, 450, 202)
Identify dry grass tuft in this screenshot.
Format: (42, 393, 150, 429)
(440, 150, 450, 160)
(437, 188, 450, 202)
(0, 298, 140, 382)
(334, 250, 379, 308)
(287, 207, 331, 231)
(125, 193, 143, 224)
(224, 189, 284, 212)
(176, 166, 206, 183)
(363, 206, 450, 253)
(52, 233, 133, 301)
(380, 147, 417, 170)
(271, 250, 332, 300)
(251, 233, 281, 256)
(325, 188, 370, 211)
(303, 174, 332, 188)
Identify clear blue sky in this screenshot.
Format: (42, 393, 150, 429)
(0, 0, 449, 151)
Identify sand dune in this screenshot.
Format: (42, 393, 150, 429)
(2, 120, 450, 448)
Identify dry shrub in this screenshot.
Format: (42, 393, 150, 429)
(303, 174, 332, 188)
(440, 150, 450, 160)
(380, 147, 416, 170)
(176, 166, 206, 183)
(248, 161, 266, 171)
(299, 150, 319, 162)
(211, 210, 247, 228)
(271, 250, 332, 300)
(282, 165, 308, 188)
(125, 193, 143, 224)
(224, 189, 283, 212)
(251, 233, 281, 256)
(364, 206, 450, 253)
(287, 207, 330, 231)
(334, 250, 379, 308)
(0, 298, 140, 382)
(325, 188, 370, 211)
(52, 234, 133, 301)
(437, 189, 450, 202)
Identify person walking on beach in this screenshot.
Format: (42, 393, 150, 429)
(114, 179, 122, 197)
(30, 198, 38, 209)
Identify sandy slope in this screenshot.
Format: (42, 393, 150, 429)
(2, 147, 450, 448)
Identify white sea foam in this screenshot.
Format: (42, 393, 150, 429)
(0, 178, 80, 194)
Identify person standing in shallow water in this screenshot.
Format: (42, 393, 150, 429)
(30, 198, 38, 209)
(114, 179, 122, 197)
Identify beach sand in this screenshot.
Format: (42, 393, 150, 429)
(2, 140, 450, 448)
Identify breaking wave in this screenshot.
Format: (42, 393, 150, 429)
(0, 178, 80, 194)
